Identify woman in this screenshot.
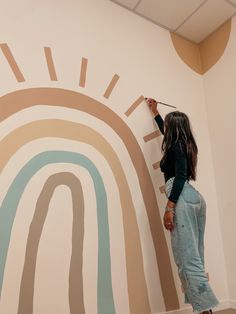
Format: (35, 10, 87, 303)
(146, 98, 219, 314)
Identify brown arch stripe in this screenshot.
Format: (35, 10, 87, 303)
(18, 173, 85, 314)
(0, 88, 179, 310)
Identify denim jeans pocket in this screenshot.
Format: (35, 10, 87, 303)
(181, 186, 200, 205)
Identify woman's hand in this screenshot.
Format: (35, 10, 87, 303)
(163, 210, 175, 231)
(145, 98, 159, 117)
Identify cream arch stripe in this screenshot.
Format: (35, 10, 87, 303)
(18, 172, 86, 314)
(0, 121, 151, 314)
(0, 88, 179, 310)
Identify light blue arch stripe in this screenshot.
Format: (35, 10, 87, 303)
(0, 151, 115, 314)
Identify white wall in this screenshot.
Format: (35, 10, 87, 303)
(203, 15, 236, 304)
(0, 0, 229, 312)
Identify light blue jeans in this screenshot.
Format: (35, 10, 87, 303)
(165, 178, 219, 313)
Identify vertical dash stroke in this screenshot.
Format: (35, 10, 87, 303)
(79, 57, 88, 87)
(44, 47, 58, 81)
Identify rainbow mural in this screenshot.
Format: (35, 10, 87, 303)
(0, 44, 181, 314)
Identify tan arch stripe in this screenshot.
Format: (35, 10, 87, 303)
(0, 120, 150, 314)
(18, 173, 85, 314)
(44, 47, 58, 81)
(0, 88, 179, 310)
(0, 43, 25, 82)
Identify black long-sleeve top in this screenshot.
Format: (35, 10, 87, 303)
(154, 114, 188, 203)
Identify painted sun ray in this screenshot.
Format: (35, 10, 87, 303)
(79, 57, 88, 88)
(152, 161, 160, 170)
(143, 130, 162, 142)
(0, 43, 25, 82)
(125, 96, 145, 117)
(1, 152, 116, 314)
(159, 185, 166, 194)
(44, 47, 58, 81)
(103, 74, 119, 99)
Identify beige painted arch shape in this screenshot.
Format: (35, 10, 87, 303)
(171, 19, 231, 74)
(0, 88, 179, 310)
(18, 172, 85, 314)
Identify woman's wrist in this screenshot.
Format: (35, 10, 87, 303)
(167, 200, 175, 208)
(153, 110, 159, 117)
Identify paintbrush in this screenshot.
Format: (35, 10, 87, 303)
(145, 97, 177, 109)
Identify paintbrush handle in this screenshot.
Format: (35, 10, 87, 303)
(144, 97, 177, 109)
(157, 101, 177, 109)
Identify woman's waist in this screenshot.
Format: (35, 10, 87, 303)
(164, 177, 192, 197)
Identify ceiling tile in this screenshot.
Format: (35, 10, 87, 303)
(135, 0, 205, 30)
(111, 0, 140, 10)
(176, 0, 236, 43)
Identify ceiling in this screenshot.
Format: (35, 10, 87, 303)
(109, 0, 236, 43)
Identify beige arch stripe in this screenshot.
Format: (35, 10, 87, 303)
(0, 43, 25, 82)
(0, 88, 179, 310)
(17, 173, 85, 314)
(1, 120, 150, 314)
(44, 47, 58, 81)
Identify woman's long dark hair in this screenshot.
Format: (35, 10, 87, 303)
(161, 111, 198, 180)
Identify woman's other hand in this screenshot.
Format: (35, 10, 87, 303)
(145, 98, 159, 116)
(163, 211, 175, 231)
